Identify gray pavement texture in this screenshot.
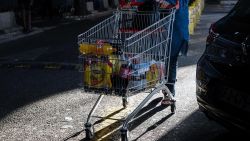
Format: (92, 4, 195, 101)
(0, 10, 114, 45)
(0, 12, 112, 65)
(0, 3, 249, 141)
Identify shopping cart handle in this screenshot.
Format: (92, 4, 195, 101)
(120, 0, 179, 10)
(160, 0, 180, 10)
(130, 1, 144, 6)
(119, 0, 144, 8)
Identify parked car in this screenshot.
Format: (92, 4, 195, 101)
(196, 0, 250, 133)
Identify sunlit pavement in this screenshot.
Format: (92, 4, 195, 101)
(0, 3, 247, 141)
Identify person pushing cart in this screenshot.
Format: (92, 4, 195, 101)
(120, 0, 190, 105)
(159, 0, 189, 105)
(77, 0, 188, 140)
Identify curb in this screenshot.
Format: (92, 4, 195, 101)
(0, 61, 81, 71)
(65, 10, 114, 21)
(220, 0, 237, 5)
(189, 0, 205, 35)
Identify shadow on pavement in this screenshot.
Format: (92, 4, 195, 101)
(157, 109, 248, 141)
(0, 16, 110, 64)
(0, 69, 80, 120)
(93, 108, 126, 125)
(75, 97, 173, 141)
(132, 113, 174, 141)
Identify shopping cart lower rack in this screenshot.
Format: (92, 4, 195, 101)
(78, 8, 176, 141)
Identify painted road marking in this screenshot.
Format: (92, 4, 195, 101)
(0, 62, 80, 70)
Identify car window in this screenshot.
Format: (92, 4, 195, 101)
(228, 0, 250, 24)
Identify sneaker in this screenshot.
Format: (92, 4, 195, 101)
(161, 89, 176, 105)
(161, 98, 172, 105)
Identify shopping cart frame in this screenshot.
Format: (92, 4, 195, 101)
(78, 7, 177, 141)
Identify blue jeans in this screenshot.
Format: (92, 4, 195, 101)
(166, 40, 188, 96)
(166, 55, 178, 97)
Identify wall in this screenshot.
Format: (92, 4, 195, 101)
(0, 11, 16, 30)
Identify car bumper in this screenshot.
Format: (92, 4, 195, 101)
(196, 55, 250, 132)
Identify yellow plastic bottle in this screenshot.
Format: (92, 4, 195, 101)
(90, 61, 104, 88)
(109, 55, 120, 74)
(151, 64, 159, 86)
(146, 64, 159, 87)
(84, 65, 91, 87)
(146, 71, 152, 86)
(96, 44, 117, 55)
(79, 43, 96, 54)
(103, 61, 113, 89)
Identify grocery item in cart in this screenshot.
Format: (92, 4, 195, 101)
(84, 60, 92, 87)
(79, 43, 96, 55)
(157, 61, 165, 80)
(146, 63, 159, 87)
(112, 63, 131, 94)
(96, 40, 117, 55)
(127, 58, 150, 90)
(109, 55, 121, 75)
(132, 62, 150, 75)
(83, 56, 113, 90)
(103, 58, 113, 88)
(79, 41, 117, 56)
(119, 63, 131, 79)
(128, 73, 147, 91)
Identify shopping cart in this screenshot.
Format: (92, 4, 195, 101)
(78, 2, 177, 141)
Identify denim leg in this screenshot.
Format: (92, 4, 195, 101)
(166, 55, 178, 97)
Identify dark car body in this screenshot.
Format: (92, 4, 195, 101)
(196, 0, 250, 132)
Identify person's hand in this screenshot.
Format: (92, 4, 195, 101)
(155, 0, 170, 8)
(122, 2, 132, 9)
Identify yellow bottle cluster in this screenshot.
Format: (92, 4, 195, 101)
(79, 43, 117, 55)
(80, 41, 118, 90)
(84, 58, 113, 89)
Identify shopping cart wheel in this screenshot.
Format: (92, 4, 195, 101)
(85, 123, 94, 140)
(121, 128, 128, 141)
(170, 101, 176, 114)
(121, 134, 128, 141)
(122, 97, 128, 108)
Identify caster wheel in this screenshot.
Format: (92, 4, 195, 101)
(171, 101, 176, 114)
(85, 123, 94, 140)
(121, 128, 128, 141)
(122, 97, 128, 108)
(121, 134, 128, 141)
